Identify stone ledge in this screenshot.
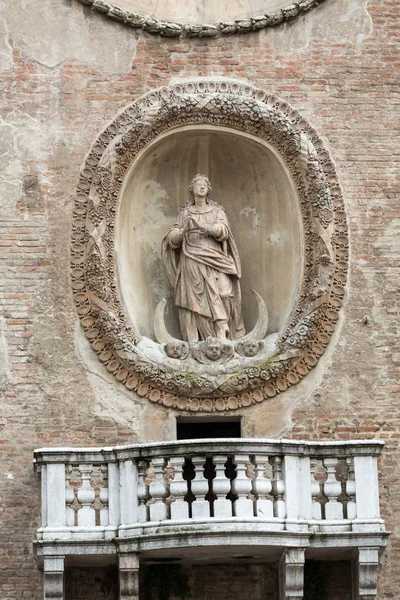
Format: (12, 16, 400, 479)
(33, 437, 385, 465)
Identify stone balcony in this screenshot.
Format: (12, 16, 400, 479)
(34, 439, 387, 600)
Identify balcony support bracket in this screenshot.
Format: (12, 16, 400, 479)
(279, 547, 305, 600)
(353, 547, 380, 600)
(119, 553, 139, 600)
(43, 556, 64, 600)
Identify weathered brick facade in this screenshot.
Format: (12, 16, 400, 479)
(0, 0, 398, 597)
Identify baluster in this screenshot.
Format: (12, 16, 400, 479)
(77, 464, 96, 526)
(137, 460, 149, 523)
(310, 459, 322, 520)
(148, 457, 169, 521)
(271, 456, 286, 519)
(346, 457, 357, 520)
(99, 464, 109, 526)
(323, 457, 343, 520)
(169, 456, 189, 520)
(65, 465, 75, 527)
(232, 454, 253, 517)
(191, 456, 209, 518)
(252, 455, 273, 518)
(212, 455, 232, 518)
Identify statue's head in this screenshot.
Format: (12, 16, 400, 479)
(188, 174, 212, 204)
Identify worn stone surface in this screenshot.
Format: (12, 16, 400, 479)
(0, 0, 399, 598)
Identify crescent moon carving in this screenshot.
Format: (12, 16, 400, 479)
(153, 289, 268, 344)
(153, 298, 182, 344)
(239, 289, 269, 342)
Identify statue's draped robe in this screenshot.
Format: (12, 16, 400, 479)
(162, 203, 245, 342)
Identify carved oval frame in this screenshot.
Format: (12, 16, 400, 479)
(75, 0, 329, 38)
(71, 78, 348, 412)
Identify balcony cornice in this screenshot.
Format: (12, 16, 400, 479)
(33, 438, 385, 465)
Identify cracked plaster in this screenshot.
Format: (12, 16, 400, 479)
(0, 18, 13, 71)
(0, 109, 55, 213)
(1, 0, 138, 74)
(76, 323, 175, 441)
(267, 0, 372, 53)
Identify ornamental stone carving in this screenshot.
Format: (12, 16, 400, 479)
(162, 174, 246, 343)
(75, 0, 329, 38)
(71, 78, 348, 412)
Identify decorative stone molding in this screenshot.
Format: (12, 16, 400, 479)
(71, 78, 348, 411)
(75, 0, 329, 38)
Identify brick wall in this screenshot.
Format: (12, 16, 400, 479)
(0, 0, 399, 597)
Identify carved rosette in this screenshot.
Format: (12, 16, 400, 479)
(71, 79, 348, 412)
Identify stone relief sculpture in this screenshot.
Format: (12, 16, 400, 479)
(74, 0, 330, 39)
(190, 337, 234, 364)
(164, 341, 189, 360)
(162, 174, 245, 342)
(235, 340, 264, 357)
(72, 79, 348, 411)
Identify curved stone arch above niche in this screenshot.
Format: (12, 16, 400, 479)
(71, 78, 348, 412)
(75, 0, 329, 37)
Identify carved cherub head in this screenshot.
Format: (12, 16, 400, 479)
(235, 339, 264, 357)
(165, 341, 189, 360)
(205, 338, 223, 361)
(191, 337, 234, 364)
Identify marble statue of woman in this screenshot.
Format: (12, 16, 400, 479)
(162, 174, 245, 342)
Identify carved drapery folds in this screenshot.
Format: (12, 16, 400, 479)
(71, 79, 348, 411)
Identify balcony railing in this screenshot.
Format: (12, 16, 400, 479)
(34, 438, 385, 543)
(34, 439, 388, 600)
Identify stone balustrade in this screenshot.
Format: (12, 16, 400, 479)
(34, 438, 385, 540)
(34, 439, 387, 600)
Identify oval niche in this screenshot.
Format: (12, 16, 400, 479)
(72, 78, 348, 411)
(117, 126, 303, 341)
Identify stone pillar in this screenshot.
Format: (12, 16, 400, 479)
(284, 456, 312, 527)
(119, 553, 139, 600)
(279, 548, 305, 600)
(46, 464, 66, 528)
(43, 557, 64, 600)
(353, 547, 380, 600)
(120, 460, 138, 525)
(354, 457, 380, 524)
